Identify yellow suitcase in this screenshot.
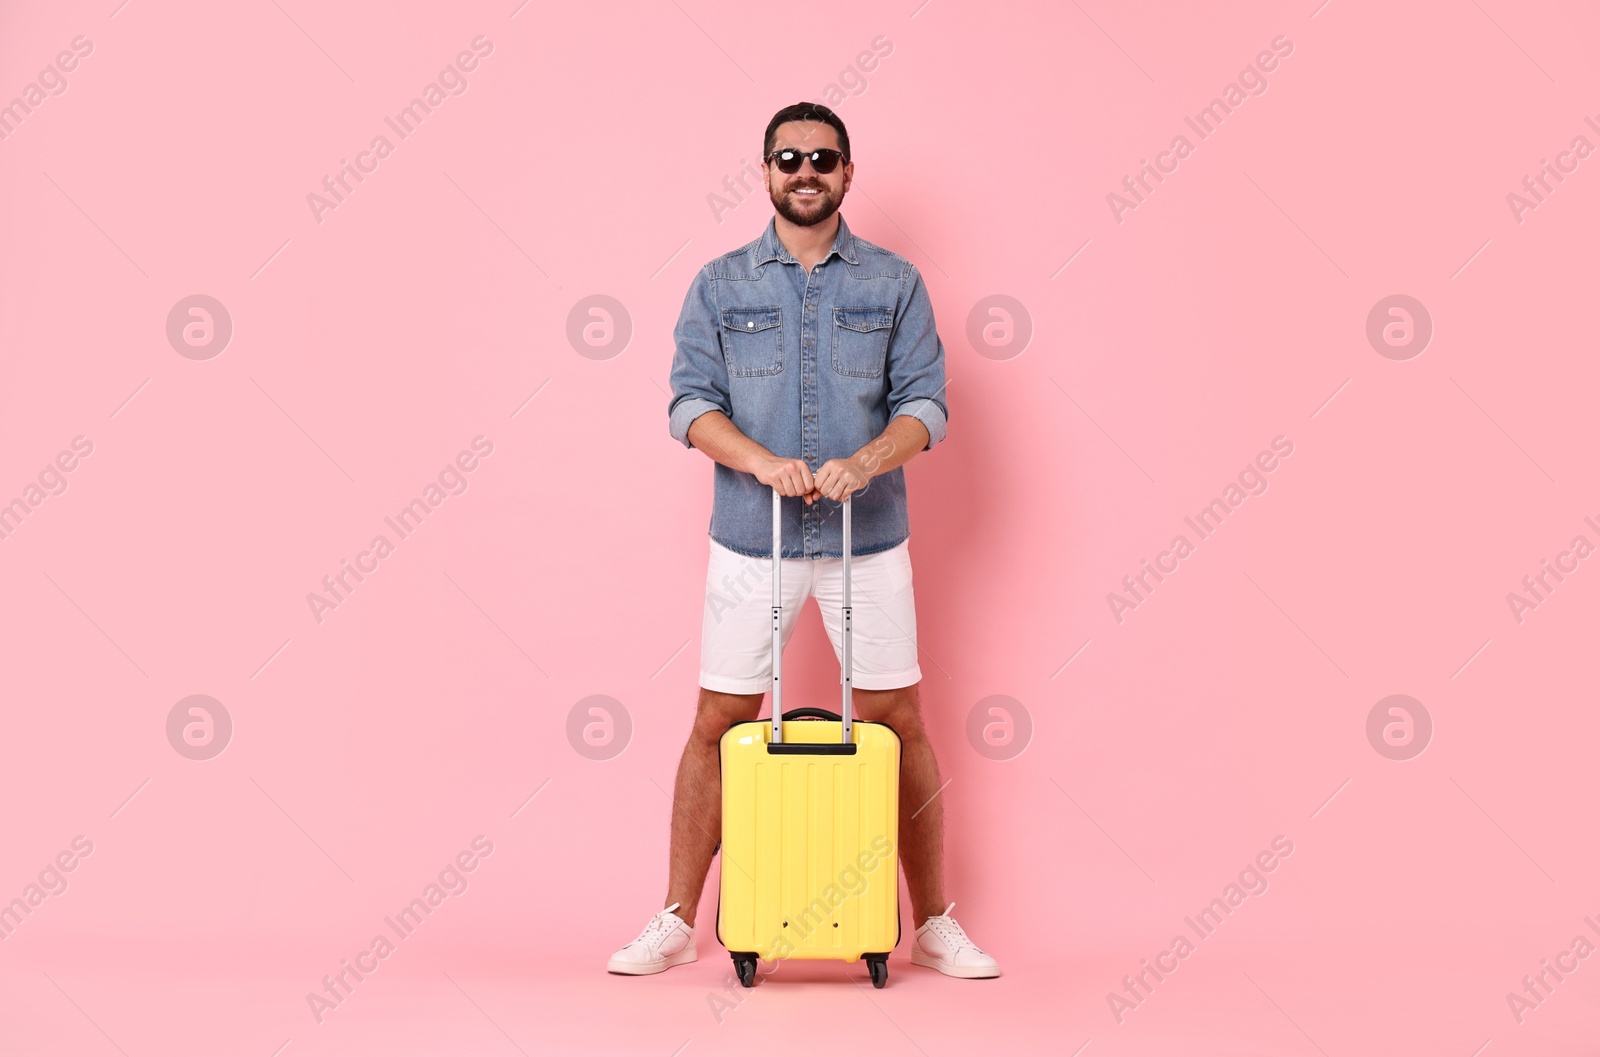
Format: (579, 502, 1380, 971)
(717, 488, 902, 989)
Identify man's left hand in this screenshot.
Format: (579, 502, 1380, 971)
(809, 457, 871, 503)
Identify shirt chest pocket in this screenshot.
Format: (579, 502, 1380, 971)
(719, 306, 783, 377)
(832, 306, 893, 379)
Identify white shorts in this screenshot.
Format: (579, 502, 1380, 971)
(699, 535, 923, 694)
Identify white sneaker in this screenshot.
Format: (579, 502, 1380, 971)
(909, 902, 1000, 978)
(607, 902, 697, 975)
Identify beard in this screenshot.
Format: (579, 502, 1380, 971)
(772, 183, 841, 227)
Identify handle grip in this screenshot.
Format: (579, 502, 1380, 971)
(782, 707, 842, 722)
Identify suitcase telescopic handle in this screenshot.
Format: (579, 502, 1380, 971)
(770, 485, 853, 747)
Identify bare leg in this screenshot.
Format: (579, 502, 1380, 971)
(665, 687, 763, 928)
(853, 681, 945, 929)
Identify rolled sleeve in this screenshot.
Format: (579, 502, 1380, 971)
(669, 396, 724, 448)
(898, 397, 947, 450)
(886, 264, 949, 452)
(667, 265, 730, 449)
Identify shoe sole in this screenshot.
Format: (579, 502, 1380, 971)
(910, 949, 999, 978)
(607, 947, 698, 975)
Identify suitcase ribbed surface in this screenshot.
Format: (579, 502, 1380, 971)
(718, 718, 900, 962)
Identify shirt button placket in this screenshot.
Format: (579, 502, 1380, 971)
(801, 265, 821, 558)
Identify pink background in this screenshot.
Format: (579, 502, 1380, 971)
(3, 0, 1599, 1053)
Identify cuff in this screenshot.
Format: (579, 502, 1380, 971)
(669, 397, 724, 448)
(896, 399, 948, 451)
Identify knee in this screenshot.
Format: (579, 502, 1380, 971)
(885, 706, 926, 743)
(693, 689, 763, 743)
(859, 686, 925, 740)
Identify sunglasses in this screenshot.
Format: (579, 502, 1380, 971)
(765, 147, 847, 174)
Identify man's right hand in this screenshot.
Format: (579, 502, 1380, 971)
(752, 457, 820, 504)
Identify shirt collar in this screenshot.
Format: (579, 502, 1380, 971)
(753, 213, 859, 267)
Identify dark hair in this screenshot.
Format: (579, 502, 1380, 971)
(763, 102, 850, 165)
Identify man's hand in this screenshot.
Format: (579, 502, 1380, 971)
(752, 456, 818, 502)
(812, 457, 870, 502)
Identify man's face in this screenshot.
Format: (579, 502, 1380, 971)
(764, 121, 851, 227)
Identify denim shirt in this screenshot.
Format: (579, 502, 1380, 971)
(667, 213, 948, 559)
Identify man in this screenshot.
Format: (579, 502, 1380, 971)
(607, 103, 998, 980)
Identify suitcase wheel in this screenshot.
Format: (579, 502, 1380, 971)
(732, 953, 757, 988)
(866, 955, 888, 989)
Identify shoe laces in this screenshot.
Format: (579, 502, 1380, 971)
(634, 902, 684, 950)
(924, 902, 984, 953)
